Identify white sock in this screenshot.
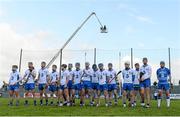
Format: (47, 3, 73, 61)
(166, 98, 170, 107)
(158, 99, 161, 107)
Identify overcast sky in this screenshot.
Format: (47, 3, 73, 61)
(0, 0, 180, 86)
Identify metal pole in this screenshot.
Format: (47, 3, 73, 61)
(119, 52, 121, 69)
(131, 48, 133, 68)
(85, 52, 87, 63)
(18, 48, 23, 72)
(59, 49, 63, 78)
(168, 48, 172, 84)
(45, 12, 106, 69)
(94, 48, 96, 64)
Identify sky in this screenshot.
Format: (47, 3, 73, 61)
(0, 0, 180, 86)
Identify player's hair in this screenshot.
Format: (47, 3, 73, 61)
(75, 62, 80, 66)
(28, 62, 33, 65)
(108, 63, 113, 66)
(61, 64, 67, 68)
(98, 63, 103, 67)
(41, 61, 46, 64)
(52, 64, 57, 68)
(92, 64, 97, 68)
(12, 65, 18, 68)
(143, 57, 148, 61)
(160, 61, 165, 64)
(135, 63, 139, 66)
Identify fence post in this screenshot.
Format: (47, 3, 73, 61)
(94, 48, 96, 64)
(85, 52, 87, 63)
(168, 48, 172, 84)
(131, 48, 133, 68)
(18, 48, 23, 72)
(119, 52, 121, 69)
(59, 49, 63, 78)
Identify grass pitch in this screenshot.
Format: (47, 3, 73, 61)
(0, 98, 179, 116)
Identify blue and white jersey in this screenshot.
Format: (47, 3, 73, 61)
(134, 69, 140, 85)
(73, 69, 83, 84)
(50, 71, 59, 83)
(106, 69, 116, 84)
(38, 68, 49, 84)
(24, 69, 36, 84)
(68, 70, 73, 80)
(122, 68, 135, 84)
(60, 70, 69, 85)
(82, 68, 93, 81)
(92, 70, 99, 83)
(156, 67, 170, 84)
(97, 70, 107, 85)
(140, 65, 152, 80)
(9, 71, 21, 85)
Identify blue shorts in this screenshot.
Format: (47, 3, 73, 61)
(67, 80, 73, 89)
(98, 84, 108, 91)
(49, 85, 57, 92)
(38, 84, 47, 90)
(123, 83, 133, 91)
(133, 84, 140, 91)
(9, 85, 19, 91)
(73, 83, 82, 90)
(158, 83, 169, 91)
(82, 81, 92, 89)
(91, 83, 99, 90)
(140, 79, 151, 88)
(25, 83, 35, 91)
(108, 84, 117, 91)
(58, 85, 67, 90)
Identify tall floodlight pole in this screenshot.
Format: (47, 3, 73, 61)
(45, 12, 107, 78)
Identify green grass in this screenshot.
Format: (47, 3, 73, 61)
(0, 98, 180, 116)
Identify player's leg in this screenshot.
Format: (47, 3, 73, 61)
(133, 89, 138, 106)
(104, 85, 108, 107)
(58, 88, 63, 106)
(14, 87, 20, 106)
(8, 89, 14, 106)
(130, 90, 134, 107)
(108, 90, 113, 106)
(113, 84, 118, 105)
(165, 84, 170, 108)
(31, 88, 37, 106)
(39, 84, 44, 105)
(24, 84, 29, 105)
(145, 79, 151, 108)
(43, 85, 48, 106)
(140, 82, 145, 107)
(71, 88, 76, 106)
(96, 89, 101, 106)
(80, 88, 85, 106)
(122, 90, 127, 107)
(157, 83, 162, 108)
(64, 88, 70, 106)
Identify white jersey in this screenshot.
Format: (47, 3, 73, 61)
(92, 70, 99, 83)
(122, 68, 135, 84)
(97, 70, 107, 85)
(60, 70, 69, 85)
(107, 69, 116, 84)
(24, 69, 36, 84)
(72, 69, 83, 84)
(140, 64, 152, 80)
(82, 68, 93, 81)
(134, 69, 140, 85)
(38, 68, 49, 84)
(50, 71, 59, 83)
(9, 71, 21, 85)
(68, 70, 73, 80)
